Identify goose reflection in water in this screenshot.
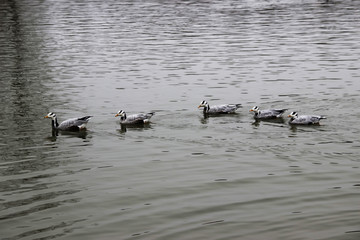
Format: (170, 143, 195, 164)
(118, 124, 153, 133)
(252, 117, 286, 127)
(47, 129, 88, 141)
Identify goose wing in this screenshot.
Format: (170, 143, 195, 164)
(209, 104, 241, 113)
(58, 116, 92, 130)
(259, 109, 287, 118)
(123, 112, 154, 124)
(308, 115, 326, 123)
(292, 115, 325, 124)
(272, 109, 287, 115)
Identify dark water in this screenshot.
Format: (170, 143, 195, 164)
(1, 0, 360, 239)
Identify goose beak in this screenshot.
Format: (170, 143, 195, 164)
(44, 116, 49, 118)
(287, 115, 291, 117)
(249, 109, 254, 112)
(198, 105, 202, 108)
(115, 114, 119, 117)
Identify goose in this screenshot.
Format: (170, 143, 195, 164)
(44, 112, 92, 131)
(288, 111, 326, 125)
(115, 110, 154, 125)
(250, 106, 287, 119)
(198, 100, 241, 114)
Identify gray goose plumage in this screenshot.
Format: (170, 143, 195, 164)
(288, 111, 326, 125)
(250, 106, 287, 119)
(115, 110, 154, 125)
(44, 112, 92, 131)
(198, 100, 241, 114)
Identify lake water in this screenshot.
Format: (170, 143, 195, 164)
(1, 0, 360, 239)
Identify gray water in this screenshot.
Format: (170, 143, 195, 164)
(1, 0, 360, 239)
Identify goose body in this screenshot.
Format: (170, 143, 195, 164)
(288, 112, 326, 125)
(115, 110, 154, 125)
(198, 100, 241, 114)
(250, 106, 287, 119)
(44, 112, 92, 131)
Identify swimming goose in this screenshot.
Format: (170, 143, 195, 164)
(44, 112, 92, 131)
(115, 110, 154, 125)
(198, 100, 241, 114)
(288, 111, 326, 125)
(250, 106, 287, 119)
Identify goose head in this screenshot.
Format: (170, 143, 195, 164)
(250, 106, 260, 113)
(198, 100, 209, 109)
(288, 111, 298, 119)
(44, 112, 59, 129)
(44, 112, 57, 120)
(115, 110, 126, 118)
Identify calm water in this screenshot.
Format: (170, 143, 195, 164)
(1, 0, 360, 239)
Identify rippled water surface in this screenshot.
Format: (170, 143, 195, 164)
(1, 0, 360, 239)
